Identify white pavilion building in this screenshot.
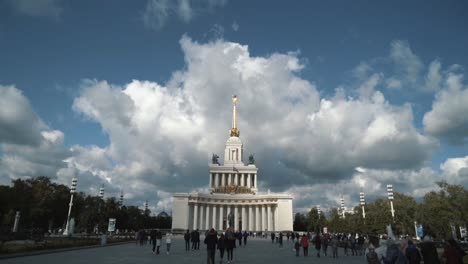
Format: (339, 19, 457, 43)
(172, 96, 293, 232)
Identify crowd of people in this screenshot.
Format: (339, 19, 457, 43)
(135, 228, 466, 263)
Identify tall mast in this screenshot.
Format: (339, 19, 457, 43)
(230, 95, 240, 137)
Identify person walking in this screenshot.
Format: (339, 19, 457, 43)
(321, 234, 328, 256)
(314, 233, 322, 258)
(366, 244, 381, 264)
(165, 231, 172, 255)
(331, 235, 339, 258)
(279, 232, 283, 248)
(442, 238, 465, 264)
(195, 229, 201, 250)
(271, 232, 275, 244)
(405, 240, 421, 264)
(243, 231, 248, 247)
(184, 229, 191, 251)
(218, 233, 226, 263)
(294, 237, 301, 257)
(225, 227, 236, 264)
(204, 228, 218, 264)
(155, 229, 162, 254)
(150, 229, 157, 254)
(301, 234, 309, 257)
(419, 235, 440, 264)
(237, 231, 242, 247)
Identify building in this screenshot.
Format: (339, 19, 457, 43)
(172, 96, 293, 232)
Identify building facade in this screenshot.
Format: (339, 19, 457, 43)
(172, 96, 293, 232)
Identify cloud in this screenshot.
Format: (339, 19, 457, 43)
(356, 40, 445, 93)
(231, 21, 239, 32)
(389, 40, 423, 86)
(65, 36, 439, 212)
(142, 0, 227, 30)
(9, 0, 62, 20)
(423, 72, 468, 144)
(425, 60, 442, 92)
(0, 85, 70, 184)
(0, 85, 45, 146)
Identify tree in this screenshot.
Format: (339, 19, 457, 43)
(293, 212, 307, 231)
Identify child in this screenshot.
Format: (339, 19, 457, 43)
(165, 231, 172, 255)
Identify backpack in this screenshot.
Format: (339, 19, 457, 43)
(366, 250, 380, 264)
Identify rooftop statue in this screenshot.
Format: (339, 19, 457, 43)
(212, 153, 220, 165)
(248, 154, 255, 164)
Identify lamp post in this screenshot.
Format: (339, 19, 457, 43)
(144, 200, 148, 213)
(317, 205, 321, 219)
(99, 185, 105, 200)
(63, 177, 77, 236)
(340, 196, 345, 219)
(119, 191, 124, 207)
(387, 184, 395, 223)
(360, 192, 366, 219)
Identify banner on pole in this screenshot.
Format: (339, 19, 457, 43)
(417, 224, 423, 238)
(108, 218, 116, 232)
(460, 226, 467, 238)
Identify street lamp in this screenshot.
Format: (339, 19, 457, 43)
(360, 192, 366, 219)
(119, 191, 124, 207)
(317, 205, 321, 219)
(63, 177, 77, 236)
(387, 184, 395, 223)
(144, 200, 148, 213)
(99, 185, 105, 200)
(340, 196, 345, 219)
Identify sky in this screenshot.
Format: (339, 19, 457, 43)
(1, 0, 468, 214)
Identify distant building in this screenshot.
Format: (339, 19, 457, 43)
(157, 211, 170, 218)
(172, 96, 293, 232)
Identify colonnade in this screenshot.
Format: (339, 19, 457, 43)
(190, 203, 276, 232)
(209, 173, 257, 188)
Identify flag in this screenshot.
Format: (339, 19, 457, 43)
(233, 166, 239, 173)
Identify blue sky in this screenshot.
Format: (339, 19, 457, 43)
(1, 0, 467, 212)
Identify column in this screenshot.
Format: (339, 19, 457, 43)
(228, 173, 231, 185)
(247, 174, 251, 188)
(212, 205, 217, 230)
(205, 204, 210, 230)
(254, 174, 257, 188)
(267, 204, 272, 231)
(239, 174, 243, 186)
(255, 205, 259, 231)
(221, 173, 225, 186)
(216, 173, 220, 187)
(233, 173, 237, 185)
(199, 204, 204, 230)
(248, 205, 253, 231)
(234, 206, 239, 231)
(209, 174, 212, 188)
(193, 204, 198, 230)
(219, 205, 224, 231)
(274, 205, 278, 231)
(227, 206, 231, 227)
(262, 205, 266, 231)
(241, 206, 246, 231)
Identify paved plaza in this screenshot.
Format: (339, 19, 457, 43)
(2, 237, 366, 264)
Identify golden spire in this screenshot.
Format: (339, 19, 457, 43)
(230, 95, 240, 137)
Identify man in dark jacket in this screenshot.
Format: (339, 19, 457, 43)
(195, 229, 200, 250)
(150, 229, 157, 253)
(419, 236, 440, 264)
(204, 228, 218, 264)
(184, 229, 191, 251)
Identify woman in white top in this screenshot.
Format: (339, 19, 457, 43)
(166, 231, 173, 254)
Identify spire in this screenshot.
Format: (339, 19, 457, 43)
(230, 95, 240, 137)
